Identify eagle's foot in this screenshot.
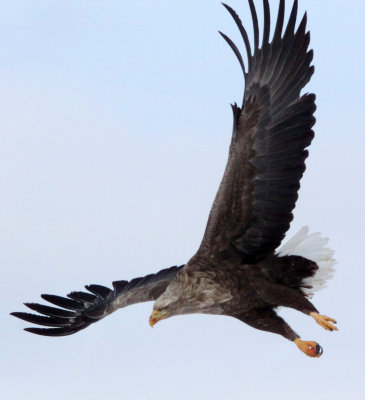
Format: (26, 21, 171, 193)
(294, 339, 323, 358)
(310, 312, 338, 331)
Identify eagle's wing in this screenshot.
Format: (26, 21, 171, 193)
(197, 0, 315, 263)
(11, 265, 182, 336)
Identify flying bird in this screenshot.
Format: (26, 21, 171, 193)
(12, 0, 337, 357)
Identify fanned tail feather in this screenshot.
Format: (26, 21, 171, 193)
(276, 226, 336, 297)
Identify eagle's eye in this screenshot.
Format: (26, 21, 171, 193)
(159, 306, 169, 311)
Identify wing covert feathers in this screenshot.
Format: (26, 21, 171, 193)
(11, 266, 183, 336)
(199, 0, 316, 262)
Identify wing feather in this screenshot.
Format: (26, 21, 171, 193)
(219, 31, 246, 75)
(248, 0, 259, 51)
(11, 265, 183, 336)
(262, 0, 270, 46)
(196, 0, 316, 263)
(222, 3, 252, 62)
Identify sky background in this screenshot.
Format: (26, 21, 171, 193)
(1, 1, 365, 399)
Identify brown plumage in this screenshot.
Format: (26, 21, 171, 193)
(12, 0, 337, 357)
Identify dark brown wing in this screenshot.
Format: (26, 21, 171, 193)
(197, 0, 315, 263)
(11, 265, 182, 336)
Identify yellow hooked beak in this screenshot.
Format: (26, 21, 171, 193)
(149, 310, 168, 327)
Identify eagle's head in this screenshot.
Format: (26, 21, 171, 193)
(149, 279, 196, 327)
(149, 270, 231, 327)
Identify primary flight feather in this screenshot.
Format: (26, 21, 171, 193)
(12, 0, 337, 358)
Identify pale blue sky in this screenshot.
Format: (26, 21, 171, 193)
(1, 1, 365, 399)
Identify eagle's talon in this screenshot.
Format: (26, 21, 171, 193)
(295, 339, 323, 358)
(310, 312, 338, 331)
(315, 343, 323, 356)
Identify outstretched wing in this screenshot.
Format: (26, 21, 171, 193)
(197, 0, 315, 263)
(11, 265, 183, 336)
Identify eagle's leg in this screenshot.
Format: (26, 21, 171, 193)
(235, 308, 323, 358)
(236, 308, 299, 341)
(253, 279, 338, 330)
(253, 278, 318, 314)
(256, 280, 337, 320)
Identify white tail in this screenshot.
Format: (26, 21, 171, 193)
(276, 226, 336, 298)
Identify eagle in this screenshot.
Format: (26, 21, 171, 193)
(12, 0, 337, 358)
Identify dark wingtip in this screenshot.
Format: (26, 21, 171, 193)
(24, 302, 76, 318)
(41, 294, 84, 310)
(67, 290, 97, 303)
(248, 0, 259, 50)
(9, 311, 71, 327)
(286, 0, 298, 36)
(219, 31, 246, 75)
(24, 327, 45, 335)
(23, 326, 81, 337)
(221, 2, 236, 17)
(221, 1, 253, 65)
(11, 311, 26, 319)
(10, 312, 19, 318)
(262, 0, 271, 46)
(273, 0, 285, 41)
(218, 30, 227, 43)
(297, 12, 308, 35)
(85, 284, 112, 299)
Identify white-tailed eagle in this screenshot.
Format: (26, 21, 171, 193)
(12, 0, 337, 358)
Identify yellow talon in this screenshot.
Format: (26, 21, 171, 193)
(294, 339, 323, 358)
(310, 312, 338, 331)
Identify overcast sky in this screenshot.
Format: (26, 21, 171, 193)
(1, 1, 365, 399)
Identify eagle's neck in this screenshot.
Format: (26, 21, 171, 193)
(155, 269, 233, 316)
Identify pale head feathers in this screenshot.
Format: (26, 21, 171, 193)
(153, 270, 232, 316)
